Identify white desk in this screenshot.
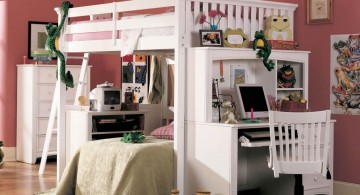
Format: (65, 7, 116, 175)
(184, 120, 334, 195)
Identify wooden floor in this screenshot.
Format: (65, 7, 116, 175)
(0, 160, 57, 195)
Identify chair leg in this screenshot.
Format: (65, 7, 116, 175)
(294, 174, 304, 195)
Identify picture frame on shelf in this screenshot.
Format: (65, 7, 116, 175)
(307, 0, 333, 24)
(199, 30, 223, 47)
(28, 21, 57, 60)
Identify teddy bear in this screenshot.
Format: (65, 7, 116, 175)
(221, 101, 238, 124)
(223, 28, 249, 48)
(265, 15, 293, 41)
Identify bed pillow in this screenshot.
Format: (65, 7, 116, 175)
(150, 124, 174, 140)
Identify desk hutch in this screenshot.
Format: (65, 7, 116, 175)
(184, 48, 334, 195)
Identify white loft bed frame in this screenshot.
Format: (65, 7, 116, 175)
(44, 0, 297, 193)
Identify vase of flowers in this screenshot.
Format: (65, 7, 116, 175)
(199, 10, 226, 30)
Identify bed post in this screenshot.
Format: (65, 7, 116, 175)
(56, 7, 67, 181)
(175, 0, 186, 193)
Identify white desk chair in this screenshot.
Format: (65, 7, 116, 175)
(268, 110, 331, 195)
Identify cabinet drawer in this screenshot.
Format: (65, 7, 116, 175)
(68, 67, 83, 84)
(38, 118, 57, 134)
(37, 135, 57, 153)
(38, 102, 52, 117)
(38, 67, 57, 83)
(303, 174, 331, 190)
(38, 85, 56, 101)
(38, 84, 81, 101)
(38, 101, 74, 117)
(304, 187, 331, 195)
(37, 66, 83, 84)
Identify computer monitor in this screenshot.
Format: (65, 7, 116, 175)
(235, 84, 270, 119)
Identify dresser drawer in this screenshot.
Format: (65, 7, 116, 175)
(303, 173, 331, 190)
(38, 67, 57, 83)
(37, 66, 83, 84)
(38, 84, 80, 101)
(38, 118, 57, 135)
(38, 102, 52, 117)
(38, 101, 74, 117)
(37, 135, 57, 153)
(304, 186, 331, 195)
(38, 85, 56, 101)
(68, 67, 83, 83)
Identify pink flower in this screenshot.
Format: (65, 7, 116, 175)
(199, 15, 207, 24)
(208, 10, 218, 18)
(218, 10, 226, 17)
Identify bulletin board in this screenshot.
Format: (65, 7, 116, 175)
(330, 34, 360, 115)
(122, 54, 149, 104)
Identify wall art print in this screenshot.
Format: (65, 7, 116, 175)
(330, 34, 360, 115)
(122, 55, 149, 104)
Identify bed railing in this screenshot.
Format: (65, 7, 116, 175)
(55, 0, 298, 51)
(186, 0, 298, 46)
(55, 0, 176, 52)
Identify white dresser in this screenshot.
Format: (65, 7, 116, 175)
(16, 64, 91, 164)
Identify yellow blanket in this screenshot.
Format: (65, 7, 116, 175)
(52, 137, 174, 195)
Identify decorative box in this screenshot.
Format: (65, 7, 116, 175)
(279, 100, 307, 112)
(267, 40, 299, 50)
(121, 103, 139, 111)
(249, 40, 299, 50)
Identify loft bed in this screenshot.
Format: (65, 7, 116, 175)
(49, 0, 298, 193)
(57, 0, 297, 54)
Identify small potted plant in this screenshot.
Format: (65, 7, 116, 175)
(0, 140, 4, 169)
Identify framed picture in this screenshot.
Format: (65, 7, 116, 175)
(28, 21, 57, 59)
(230, 65, 247, 88)
(307, 0, 333, 24)
(199, 30, 223, 47)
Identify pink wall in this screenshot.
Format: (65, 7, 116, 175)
(273, 0, 360, 184)
(1, 0, 359, 185)
(0, 0, 118, 147)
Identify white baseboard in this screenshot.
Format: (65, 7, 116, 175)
(2, 147, 16, 161)
(334, 180, 360, 195)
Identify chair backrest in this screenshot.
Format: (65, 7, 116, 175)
(268, 110, 331, 178)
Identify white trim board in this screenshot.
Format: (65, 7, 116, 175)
(3, 147, 16, 161)
(334, 181, 360, 195)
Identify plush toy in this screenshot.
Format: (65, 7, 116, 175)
(288, 92, 305, 102)
(223, 28, 249, 48)
(121, 131, 145, 143)
(221, 101, 238, 124)
(45, 1, 74, 89)
(0, 140, 4, 169)
(253, 30, 275, 71)
(277, 64, 296, 88)
(265, 15, 292, 41)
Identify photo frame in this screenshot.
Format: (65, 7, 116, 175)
(199, 30, 223, 47)
(307, 0, 333, 24)
(28, 21, 57, 60)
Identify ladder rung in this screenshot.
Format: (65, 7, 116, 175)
(67, 56, 89, 60)
(52, 129, 57, 134)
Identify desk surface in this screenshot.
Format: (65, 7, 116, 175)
(190, 120, 335, 147)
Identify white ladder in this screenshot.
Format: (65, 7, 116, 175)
(39, 53, 90, 177)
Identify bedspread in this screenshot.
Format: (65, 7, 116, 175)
(52, 137, 174, 195)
